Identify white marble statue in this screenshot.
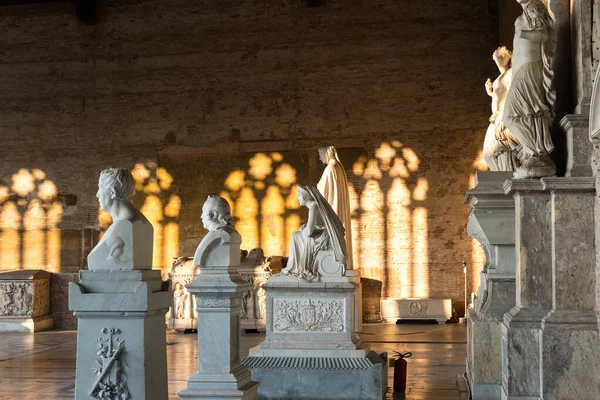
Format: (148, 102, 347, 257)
(502, 0, 556, 178)
(280, 185, 347, 282)
(194, 195, 241, 267)
(88, 168, 153, 270)
(317, 145, 354, 270)
(483, 47, 521, 171)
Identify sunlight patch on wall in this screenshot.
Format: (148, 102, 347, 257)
(221, 153, 301, 256)
(0, 169, 63, 272)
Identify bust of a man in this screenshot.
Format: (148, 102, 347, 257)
(88, 168, 154, 270)
(193, 195, 241, 268)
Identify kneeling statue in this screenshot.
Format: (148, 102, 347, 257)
(280, 185, 347, 282)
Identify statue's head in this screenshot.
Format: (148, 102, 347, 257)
(296, 185, 312, 207)
(201, 195, 234, 231)
(318, 145, 339, 164)
(522, 0, 553, 28)
(97, 168, 135, 213)
(493, 46, 512, 69)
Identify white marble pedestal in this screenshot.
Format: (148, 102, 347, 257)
(69, 270, 170, 400)
(0, 270, 53, 333)
(380, 298, 452, 323)
(243, 275, 387, 400)
(177, 264, 258, 400)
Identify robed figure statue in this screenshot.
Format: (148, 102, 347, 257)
(317, 145, 354, 270)
(280, 186, 347, 282)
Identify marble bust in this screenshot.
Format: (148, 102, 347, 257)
(317, 145, 354, 270)
(280, 185, 347, 281)
(88, 168, 154, 270)
(193, 195, 241, 268)
(482, 47, 520, 171)
(502, 0, 556, 178)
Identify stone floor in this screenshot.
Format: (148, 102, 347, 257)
(0, 322, 468, 400)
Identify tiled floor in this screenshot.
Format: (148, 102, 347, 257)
(0, 323, 468, 400)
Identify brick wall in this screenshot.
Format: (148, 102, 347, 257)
(0, 0, 496, 320)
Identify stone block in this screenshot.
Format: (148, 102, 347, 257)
(0, 269, 53, 333)
(380, 298, 451, 323)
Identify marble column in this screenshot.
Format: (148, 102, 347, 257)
(465, 172, 516, 400)
(177, 260, 258, 399)
(501, 179, 552, 400)
(539, 177, 600, 399)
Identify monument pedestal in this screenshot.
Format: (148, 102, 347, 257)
(244, 275, 387, 400)
(69, 270, 170, 400)
(539, 177, 600, 399)
(501, 179, 552, 399)
(177, 265, 258, 400)
(465, 172, 516, 400)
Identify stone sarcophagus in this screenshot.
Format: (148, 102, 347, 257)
(0, 269, 53, 333)
(238, 249, 283, 332)
(380, 298, 452, 324)
(168, 257, 199, 331)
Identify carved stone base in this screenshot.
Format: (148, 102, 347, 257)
(0, 270, 53, 333)
(380, 298, 452, 323)
(467, 309, 503, 400)
(244, 352, 387, 400)
(69, 270, 170, 400)
(512, 155, 556, 179)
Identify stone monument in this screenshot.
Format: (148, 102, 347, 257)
(178, 195, 258, 399)
(238, 249, 283, 332)
(244, 185, 386, 400)
(69, 168, 170, 400)
(168, 257, 199, 332)
(0, 269, 53, 333)
(464, 171, 516, 399)
(482, 47, 520, 171)
(502, 0, 557, 179)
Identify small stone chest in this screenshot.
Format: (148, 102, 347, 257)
(0, 269, 53, 333)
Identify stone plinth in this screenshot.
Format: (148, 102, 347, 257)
(0, 270, 53, 333)
(561, 114, 593, 177)
(239, 255, 282, 332)
(244, 275, 386, 400)
(464, 172, 516, 399)
(539, 177, 600, 399)
(69, 270, 170, 400)
(501, 179, 552, 399)
(380, 298, 451, 324)
(177, 264, 258, 399)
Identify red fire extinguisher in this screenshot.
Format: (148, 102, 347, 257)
(391, 351, 412, 393)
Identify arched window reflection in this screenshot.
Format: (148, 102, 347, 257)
(221, 152, 301, 256)
(0, 169, 64, 272)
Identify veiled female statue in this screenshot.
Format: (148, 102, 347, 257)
(280, 186, 347, 282)
(317, 145, 354, 270)
(482, 47, 521, 171)
(502, 0, 556, 178)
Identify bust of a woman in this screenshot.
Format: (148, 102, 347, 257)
(87, 168, 154, 270)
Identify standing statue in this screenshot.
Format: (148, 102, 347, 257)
(502, 0, 556, 178)
(280, 186, 347, 282)
(194, 195, 241, 267)
(317, 145, 354, 270)
(483, 47, 521, 171)
(88, 168, 153, 270)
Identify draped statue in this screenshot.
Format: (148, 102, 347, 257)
(280, 186, 347, 282)
(482, 47, 521, 171)
(317, 145, 354, 270)
(502, 0, 556, 178)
